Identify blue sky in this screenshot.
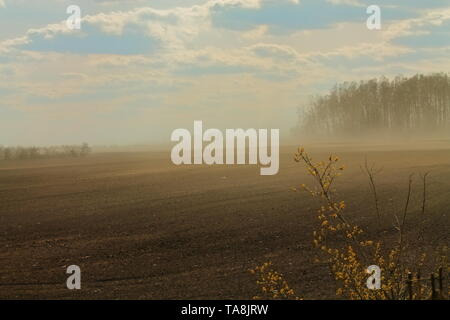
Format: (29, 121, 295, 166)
(1, 0, 450, 146)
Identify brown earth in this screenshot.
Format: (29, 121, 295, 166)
(0, 144, 449, 299)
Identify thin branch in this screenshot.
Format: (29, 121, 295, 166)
(361, 157, 383, 225)
(421, 172, 430, 215)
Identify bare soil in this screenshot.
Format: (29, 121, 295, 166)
(0, 144, 449, 299)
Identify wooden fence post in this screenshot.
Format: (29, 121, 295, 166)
(438, 267, 443, 299)
(416, 271, 421, 300)
(407, 272, 413, 300)
(431, 273, 437, 300)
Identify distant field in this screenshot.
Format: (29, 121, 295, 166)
(0, 144, 449, 299)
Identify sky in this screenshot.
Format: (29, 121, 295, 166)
(1, 0, 450, 146)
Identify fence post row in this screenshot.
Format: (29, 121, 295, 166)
(405, 268, 447, 300)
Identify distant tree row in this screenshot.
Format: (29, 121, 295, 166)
(293, 73, 450, 138)
(0, 143, 91, 161)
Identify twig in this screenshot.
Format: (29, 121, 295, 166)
(361, 158, 383, 226)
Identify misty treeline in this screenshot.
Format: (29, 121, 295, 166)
(293, 73, 450, 138)
(0, 143, 91, 161)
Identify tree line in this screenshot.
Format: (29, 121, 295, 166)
(293, 73, 450, 138)
(0, 143, 92, 161)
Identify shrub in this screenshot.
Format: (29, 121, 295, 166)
(252, 148, 449, 300)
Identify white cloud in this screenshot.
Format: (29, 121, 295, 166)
(383, 7, 450, 41)
(326, 0, 363, 6)
(0, 0, 262, 53)
(241, 25, 269, 39)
